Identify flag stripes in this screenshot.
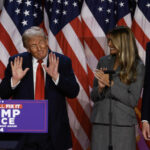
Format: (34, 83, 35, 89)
(1, 0, 150, 150)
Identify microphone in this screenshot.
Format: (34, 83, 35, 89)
(104, 70, 115, 74)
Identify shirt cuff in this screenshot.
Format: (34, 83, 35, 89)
(52, 74, 59, 85)
(11, 78, 20, 89)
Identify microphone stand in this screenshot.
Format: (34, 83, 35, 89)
(108, 73, 113, 150)
(104, 70, 115, 150)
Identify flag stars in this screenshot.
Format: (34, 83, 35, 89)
(17, 0, 22, 4)
(53, 19, 58, 24)
(25, 0, 31, 6)
(33, 13, 37, 18)
(24, 10, 30, 16)
(40, 6, 42, 10)
(98, 7, 103, 12)
(49, 8, 52, 12)
(119, 2, 124, 7)
(64, 1, 69, 6)
(108, 0, 113, 3)
(146, 3, 150, 8)
(73, 2, 77, 7)
(56, 9, 60, 14)
(22, 20, 28, 26)
(57, 0, 61, 3)
(105, 18, 109, 23)
(34, 3, 38, 8)
(107, 9, 111, 14)
(63, 10, 67, 15)
(15, 8, 20, 15)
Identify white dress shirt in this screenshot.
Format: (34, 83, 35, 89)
(11, 55, 59, 98)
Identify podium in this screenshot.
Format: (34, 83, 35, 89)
(0, 100, 48, 149)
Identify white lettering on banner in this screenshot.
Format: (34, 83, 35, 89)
(1, 109, 20, 117)
(0, 109, 20, 125)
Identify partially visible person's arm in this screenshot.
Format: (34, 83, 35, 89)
(142, 42, 150, 140)
(142, 121, 150, 140)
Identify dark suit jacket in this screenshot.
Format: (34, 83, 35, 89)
(142, 42, 150, 122)
(0, 51, 79, 150)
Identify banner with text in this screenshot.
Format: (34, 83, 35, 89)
(0, 100, 48, 133)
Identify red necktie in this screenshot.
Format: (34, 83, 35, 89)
(35, 60, 45, 100)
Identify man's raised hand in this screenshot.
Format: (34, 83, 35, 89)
(43, 52, 59, 81)
(11, 56, 29, 86)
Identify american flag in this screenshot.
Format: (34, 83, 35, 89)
(0, 0, 150, 150)
(44, 0, 91, 149)
(0, 0, 43, 82)
(81, 0, 132, 78)
(132, 0, 150, 63)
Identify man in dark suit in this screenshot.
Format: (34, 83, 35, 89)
(142, 42, 150, 141)
(0, 26, 79, 150)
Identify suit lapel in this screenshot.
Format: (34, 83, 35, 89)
(45, 50, 54, 99)
(24, 53, 34, 99)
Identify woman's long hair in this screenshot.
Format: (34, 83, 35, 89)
(108, 26, 140, 84)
